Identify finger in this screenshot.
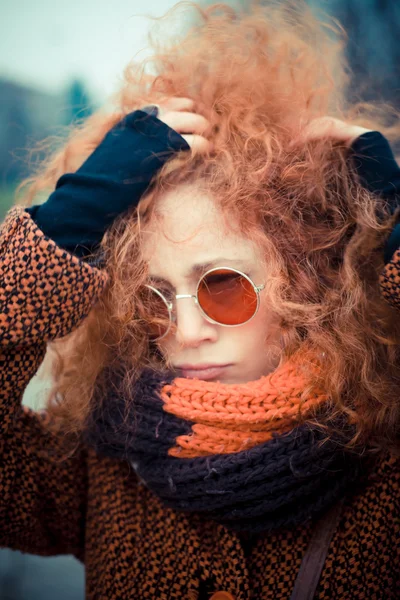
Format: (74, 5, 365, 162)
(181, 134, 213, 153)
(295, 117, 372, 148)
(308, 117, 349, 141)
(162, 112, 210, 135)
(160, 97, 195, 113)
(289, 117, 349, 149)
(300, 117, 341, 143)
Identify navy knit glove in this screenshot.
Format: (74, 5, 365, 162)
(26, 109, 190, 260)
(350, 131, 400, 263)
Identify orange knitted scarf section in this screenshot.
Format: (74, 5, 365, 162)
(160, 353, 328, 458)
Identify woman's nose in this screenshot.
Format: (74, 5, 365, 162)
(174, 296, 217, 346)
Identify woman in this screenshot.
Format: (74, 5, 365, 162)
(1, 2, 399, 599)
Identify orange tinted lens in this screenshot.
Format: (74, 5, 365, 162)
(142, 286, 171, 340)
(197, 269, 258, 325)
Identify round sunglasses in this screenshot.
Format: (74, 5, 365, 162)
(142, 266, 265, 341)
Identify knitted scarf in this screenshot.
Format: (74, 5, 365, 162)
(85, 353, 366, 534)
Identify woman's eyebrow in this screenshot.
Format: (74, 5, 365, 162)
(148, 257, 253, 284)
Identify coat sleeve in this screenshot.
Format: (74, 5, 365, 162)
(379, 248, 400, 310)
(0, 206, 108, 559)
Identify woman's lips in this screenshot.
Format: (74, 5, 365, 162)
(177, 365, 231, 381)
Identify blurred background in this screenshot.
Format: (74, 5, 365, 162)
(0, 1, 399, 598)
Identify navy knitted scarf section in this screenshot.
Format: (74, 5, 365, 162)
(84, 367, 367, 534)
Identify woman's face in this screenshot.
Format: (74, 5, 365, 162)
(141, 185, 283, 384)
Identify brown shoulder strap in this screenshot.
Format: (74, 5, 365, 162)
(289, 498, 345, 600)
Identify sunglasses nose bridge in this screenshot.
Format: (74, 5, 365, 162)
(175, 293, 197, 301)
(172, 294, 199, 320)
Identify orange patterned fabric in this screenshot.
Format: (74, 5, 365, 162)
(379, 247, 400, 309)
(0, 206, 399, 600)
(161, 359, 328, 457)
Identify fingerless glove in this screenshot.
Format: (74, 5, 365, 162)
(26, 110, 190, 260)
(350, 131, 400, 263)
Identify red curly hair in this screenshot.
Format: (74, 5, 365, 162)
(15, 0, 400, 454)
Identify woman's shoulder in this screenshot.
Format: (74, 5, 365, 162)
(344, 451, 399, 524)
(375, 451, 399, 487)
(364, 452, 399, 497)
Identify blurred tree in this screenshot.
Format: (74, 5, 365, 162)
(0, 78, 65, 215)
(65, 78, 94, 125)
(1, 94, 30, 182)
(0, 75, 96, 216)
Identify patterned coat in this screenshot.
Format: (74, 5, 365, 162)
(0, 207, 399, 600)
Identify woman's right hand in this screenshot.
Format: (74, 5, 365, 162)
(25, 97, 211, 260)
(155, 97, 212, 153)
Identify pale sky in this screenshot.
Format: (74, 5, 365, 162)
(0, 0, 195, 102)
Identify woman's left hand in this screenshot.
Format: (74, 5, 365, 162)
(295, 116, 373, 147)
(296, 116, 400, 266)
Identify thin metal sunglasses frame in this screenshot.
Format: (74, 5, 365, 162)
(144, 266, 265, 341)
